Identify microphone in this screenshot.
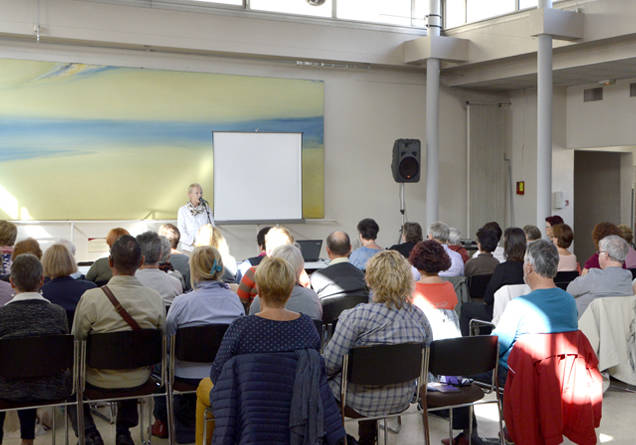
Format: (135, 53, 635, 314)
(200, 197, 208, 205)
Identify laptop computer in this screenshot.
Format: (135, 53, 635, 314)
(296, 239, 323, 262)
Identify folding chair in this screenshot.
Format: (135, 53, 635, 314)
(321, 294, 368, 336)
(468, 274, 493, 300)
(0, 334, 78, 445)
(340, 342, 426, 445)
(554, 270, 579, 290)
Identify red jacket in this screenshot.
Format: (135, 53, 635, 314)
(504, 331, 603, 445)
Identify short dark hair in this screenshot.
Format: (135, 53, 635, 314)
(357, 218, 379, 240)
(523, 225, 542, 242)
(136, 231, 162, 265)
(503, 227, 527, 262)
(545, 215, 564, 226)
(158, 224, 180, 249)
(257, 226, 272, 250)
(409, 240, 451, 275)
(326, 231, 351, 256)
(402, 222, 423, 243)
(476, 228, 498, 253)
(482, 222, 502, 242)
(110, 235, 142, 274)
(11, 254, 43, 292)
(552, 224, 574, 248)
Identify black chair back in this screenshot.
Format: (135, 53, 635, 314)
(0, 334, 74, 379)
(347, 342, 424, 386)
(630, 268, 636, 279)
(174, 324, 229, 363)
(468, 274, 493, 299)
(86, 329, 162, 370)
(312, 319, 324, 338)
(322, 295, 368, 324)
(554, 270, 579, 290)
(428, 335, 498, 377)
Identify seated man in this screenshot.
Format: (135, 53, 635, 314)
(566, 235, 633, 317)
(464, 227, 499, 278)
(135, 231, 183, 306)
(159, 223, 191, 291)
(72, 235, 165, 445)
(389, 222, 422, 259)
(427, 222, 464, 277)
(471, 222, 505, 263)
(310, 231, 368, 300)
(86, 228, 129, 285)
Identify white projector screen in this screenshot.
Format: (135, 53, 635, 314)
(212, 132, 303, 222)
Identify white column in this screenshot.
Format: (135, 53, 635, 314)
(537, 0, 553, 232)
(426, 0, 441, 228)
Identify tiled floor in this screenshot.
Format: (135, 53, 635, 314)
(2, 382, 634, 445)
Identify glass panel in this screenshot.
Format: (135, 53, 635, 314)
(412, 0, 431, 28)
(445, 0, 466, 28)
(519, 0, 538, 8)
(250, 0, 332, 17)
(466, 0, 515, 22)
(337, 0, 413, 27)
(190, 0, 243, 5)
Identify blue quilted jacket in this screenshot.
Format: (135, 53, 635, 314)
(210, 350, 345, 445)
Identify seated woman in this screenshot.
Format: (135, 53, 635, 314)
(324, 250, 432, 445)
(41, 244, 96, 329)
(551, 224, 577, 272)
(195, 256, 324, 445)
(0, 254, 70, 445)
(582, 222, 621, 274)
(618, 224, 636, 269)
(152, 246, 244, 443)
(195, 225, 238, 283)
(349, 218, 383, 271)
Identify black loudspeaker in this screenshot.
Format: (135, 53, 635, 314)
(391, 139, 421, 183)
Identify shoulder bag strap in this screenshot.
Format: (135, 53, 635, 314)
(101, 285, 142, 331)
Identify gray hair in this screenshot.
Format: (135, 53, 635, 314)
(136, 231, 162, 265)
(599, 235, 628, 263)
(11, 253, 43, 292)
(271, 244, 304, 279)
(159, 236, 172, 263)
(524, 239, 559, 278)
(448, 227, 462, 246)
(428, 221, 450, 243)
(57, 238, 77, 256)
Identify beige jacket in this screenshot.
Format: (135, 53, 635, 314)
(72, 275, 165, 388)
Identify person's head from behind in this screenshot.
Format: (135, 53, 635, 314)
(523, 239, 559, 288)
(448, 227, 462, 247)
(270, 244, 304, 282)
(189, 246, 224, 287)
(210, 226, 231, 258)
(545, 215, 564, 238)
(357, 218, 379, 242)
(482, 221, 503, 243)
(42, 244, 78, 279)
(264, 226, 294, 256)
(255, 256, 296, 309)
(12, 238, 42, 261)
(158, 224, 180, 251)
(551, 224, 573, 250)
(136, 231, 162, 266)
(159, 237, 172, 263)
(591, 222, 620, 252)
(503, 227, 526, 262)
(0, 220, 17, 247)
(326, 231, 351, 259)
(427, 221, 450, 244)
(106, 227, 130, 248)
(401, 222, 423, 244)
(109, 235, 143, 276)
(10, 254, 44, 293)
(617, 224, 633, 245)
(187, 183, 203, 206)
(476, 227, 499, 253)
(598, 235, 628, 269)
(523, 225, 542, 243)
(366, 250, 412, 310)
(256, 226, 272, 253)
(409, 240, 450, 276)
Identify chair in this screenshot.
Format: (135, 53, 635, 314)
(467, 274, 492, 300)
(321, 294, 368, 334)
(441, 276, 470, 309)
(0, 334, 78, 445)
(78, 329, 167, 445)
(554, 270, 579, 290)
(341, 342, 426, 445)
(420, 335, 503, 445)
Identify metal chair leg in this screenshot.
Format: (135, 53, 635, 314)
(448, 409, 454, 445)
(139, 399, 145, 445)
(422, 409, 431, 445)
(166, 390, 176, 445)
(64, 405, 69, 445)
(468, 405, 473, 445)
(383, 417, 388, 445)
(52, 407, 57, 445)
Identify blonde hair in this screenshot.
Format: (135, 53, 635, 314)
(106, 227, 130, 248)
(190, 246, 224, 286)
(42, 243, 78, 279)
(188, 183, 202, 193)
(12, 238, 42, 261)
(255, 256, 296, 307)
(365, 250, 413, 310)
(0, 221, 17, 246)
(264, 226, 294, 256)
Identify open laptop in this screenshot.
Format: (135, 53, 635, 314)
(296, 239, 323, 262)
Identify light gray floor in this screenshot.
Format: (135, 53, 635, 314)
(2, 382, 634, 445)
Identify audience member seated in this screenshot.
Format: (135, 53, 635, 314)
(310, 231, 368, 300)
(0, 220, 17, 277)
(0, 254, 70, 445)
(523, 224, 541, 243)
(459, 227, 526, 336)
(551, 223, 577, 272)
(151, 246, 244, 443)
(464, 227, 499, 278)
(582, 222, 621, 274)
(448, 227, 470, 263)
(158, 236, 186, 289)
(471, 222, 505, 263)
(249, 245, 322, 320)
(57, 239, 84, 280)
(389, 222, 422, 259)
(158, 223, 191, 291)
(0, 278, 11, 305)
(349, 218, 383, 271)
(544, 215, 564, 239)
(135, 231, 183, 306)
(71, 235, 165, 445)
(324, 251, 432, 445)
(427, 222, 464, 277)
(41, 244, 96, 329)
(567, 235, 632, 317)
(86, 227, 130, 285)
(11, 238, 42, 261)
(237, 226, 271, 280)
(195, 225, 238, 281)
(196, 256, 325, 445)
(617, 224, 636, 269)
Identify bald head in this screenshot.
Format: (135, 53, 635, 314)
(326, 231, 351, 259)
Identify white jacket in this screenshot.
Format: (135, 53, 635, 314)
(177, 203, 214, 251)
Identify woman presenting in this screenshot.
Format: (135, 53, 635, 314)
(177, 183, 214, 252)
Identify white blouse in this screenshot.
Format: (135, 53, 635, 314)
(177, 203, 214, 252)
